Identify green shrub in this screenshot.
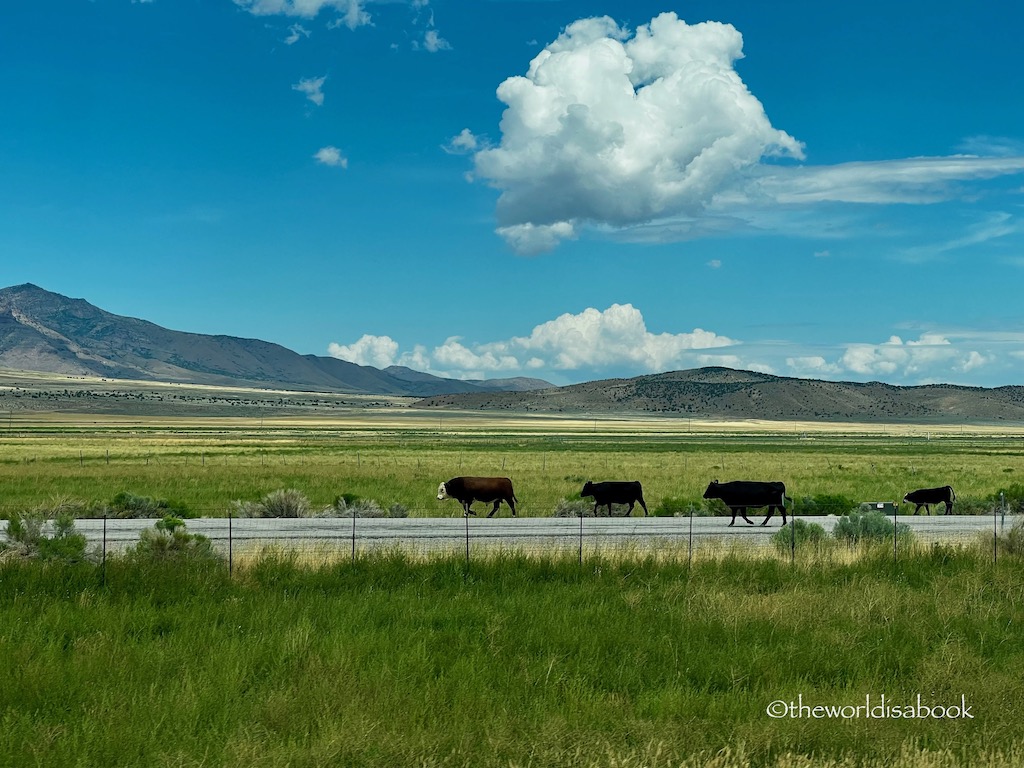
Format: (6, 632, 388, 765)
(129, 515, 221, 562)
(231, 489, 310, 518)
(771, 519, 829, 553)
(986, 518, 1024, 557)
(319, 497, 409, 518)
(1, 509, 88, 563)
(108, 491, 193, 519)
(988, 484, 1024, 514)
(833, 509, 912, 545)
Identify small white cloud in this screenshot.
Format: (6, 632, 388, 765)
(505, 304, 736, 371)
(328, 335, 398, 368)
(837, 333, 984, 379)
(421, 29, 451, 52)
(706, 259, 721, 269)
(495, 222, 577, 255)
(444, 129, 479, 155)
(813, 249, 830, 258)
(786, 356, 841, 376)
(293, 75, 326, 106)
(284, 23, 311, 44)
(235, 0, 370, 29)
(314, 146, 347, 167)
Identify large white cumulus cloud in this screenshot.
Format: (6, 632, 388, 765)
(328, 304, 737, 377)
(473, 12, 804, 253)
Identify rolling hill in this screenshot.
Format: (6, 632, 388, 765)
(414, 366, 1024, 423)
(0, 283, 550, 396)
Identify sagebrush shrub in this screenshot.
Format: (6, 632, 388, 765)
(834, 510, 912, 544)
(130, 515, 221, 562)
(231, 489, 310, 518)
(1, 509, 87, 562)
(771, 519, 829, 553)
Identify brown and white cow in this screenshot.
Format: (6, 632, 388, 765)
(437, 476, 518, 517)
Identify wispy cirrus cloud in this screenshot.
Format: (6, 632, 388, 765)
(234, 0, 370, 29)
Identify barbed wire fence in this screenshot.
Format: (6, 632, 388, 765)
(3, 506, 1020, 577)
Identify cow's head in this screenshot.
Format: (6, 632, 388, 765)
(437, 482, 449, 501)
(581, 481, 594, 497)
(702, 480, 720, 499)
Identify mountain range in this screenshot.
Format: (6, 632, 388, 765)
(0, 284, 550, 397)
(3, 283, 1023, 423)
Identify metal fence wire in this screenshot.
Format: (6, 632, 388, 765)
(4, 510, 1018, 572)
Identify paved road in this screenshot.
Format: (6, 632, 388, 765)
(11, 514, 1015, 552)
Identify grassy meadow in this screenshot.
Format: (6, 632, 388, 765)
(2, 547, 1023, 767)
(1, 409, 1023, 516)
(4, 406, 1024, 766)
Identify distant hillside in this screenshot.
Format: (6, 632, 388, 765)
(414, 367, 1024, 423)
(0, 284, 551, 396)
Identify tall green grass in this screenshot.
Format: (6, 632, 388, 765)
(2, 428, 1022, 516)
(1, 547, 1021, 767)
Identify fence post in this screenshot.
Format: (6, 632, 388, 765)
(464, 511, 469, 567)
(351, 509, 356, 563)
(892, 506, 897, 565)
(101, 514, 107, 587)
(994, 495, 999, 565)
(228, 508, 233, 577)
(790, 514, 795, 566)
(578, 510, 583, 565)
(687, 508, 693, 569)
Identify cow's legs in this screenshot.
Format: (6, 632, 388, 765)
(463, 501, 476, 517)
(762, 505, 786, 526)
(624, 501, 635, 517)
(639, 498, 649, 516)
(729, 506, 754, 526)
(943, 501, 953, 515)
(508, 498, 517, 517)
(487, 500, 501, 518)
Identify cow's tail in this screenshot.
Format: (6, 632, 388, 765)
(948, 486, 956, 501)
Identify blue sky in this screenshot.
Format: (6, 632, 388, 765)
(3, 1, 1024, 388)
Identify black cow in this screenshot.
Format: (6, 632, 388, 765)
(703, 480, 790, 526)
(437, 476, 517, 517)
(903, 485, 955, 515)
(580, 480, 648, 517)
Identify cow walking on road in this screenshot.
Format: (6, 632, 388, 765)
(903, 486, 955, 515)
(703, 480, 791, 526)
(580, 480, 649, 517)
(437, 476, 518, 517)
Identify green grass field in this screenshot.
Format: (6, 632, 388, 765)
(1, 410, 1023, 516)
(3, 409, 1024, 766)
(2, 547, 1022, 767)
